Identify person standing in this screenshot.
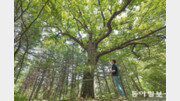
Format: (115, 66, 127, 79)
(108, 59, 125, 97)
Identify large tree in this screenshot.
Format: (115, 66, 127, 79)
(37, 0, 166, 98)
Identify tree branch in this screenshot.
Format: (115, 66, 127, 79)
(74, 9, 94, 43)
(131, 42, 150, 59)
(14, 38, 22, 57)
(76, 21, 83, 41)
(78, 8, 88, 29)
(98, 0, 106, 27)
(131, 44, 141, 58)
(73, 17, 87, 31)
(95, 0, 132, 46)
(73, 9, 93, 43)
(20, 0, 27, 28)
(97, 26, 166, 57)
(14, 0, 32, 22)
(46, 22, 85, 48)
(14, 0, 50, 43)
(56, 28, 87, 50)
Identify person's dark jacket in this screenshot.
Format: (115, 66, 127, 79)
(112, 64, 119, 76)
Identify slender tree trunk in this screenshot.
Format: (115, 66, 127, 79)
(131, 77, 141, 91)
(134, 68, 143, 90)
(40, 69, 50, 99)
(76, 73, 80, 97)
(14, 38, 22, 57)
(34, 69, 47, 99)
(70, 67, 77, 98)
(101, 65, 111, 94)
(59, 65, 67, 100)
(29, 73, 39, 101)
(122, 62, 141, 91)
(124, 73, 132, 96)
(46, 68, 56, 100)
(14, 45, 28, 84)
(64, 68, 69, 95)
(96, 71, 102, 99)
(18, 69, 32, 93)
(25, 69, 37, 97)
(119, 72, 128, 97)
(40, 83, 48, 99)
(53, 77, 61, 101)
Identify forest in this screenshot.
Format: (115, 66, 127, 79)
(14, 0, 166, 101)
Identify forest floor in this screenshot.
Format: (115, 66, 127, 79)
(33, 97, 166, 101)
(57, 97, 166, 101)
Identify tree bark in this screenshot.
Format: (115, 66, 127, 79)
(96, 71, 102, 99)
(64, 68, 69, 96)
(80, 45, 98, 98)
(29, 72, 39, 101)
(59, 65, 67, 100)
(45, 68, 56, 100)
(134, 67, 143, 91)
(14, 44, 29, 84)
(101, 65, 111, 94)
(80, 70, 95, 98)
(124, 72, 132, 96)
(119, 72, 128, 97)
(70, 67, 77, 98)
(76, 72, 80, 97)
(34, 69, 47, 99)
(18, 68, 33, 94)
(122, 62, 141, 91)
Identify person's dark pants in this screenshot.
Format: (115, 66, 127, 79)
(113, 76, 125, 96)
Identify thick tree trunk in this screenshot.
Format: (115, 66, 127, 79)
(80, 46, 98, 98)
(80, 70, 95, 98)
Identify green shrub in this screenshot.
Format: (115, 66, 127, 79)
(14, 92, 28, 101)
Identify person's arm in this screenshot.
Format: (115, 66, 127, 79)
(108, 70, 116, 75)
(109, 65, 116, 74)
(109, 70, 116, 73)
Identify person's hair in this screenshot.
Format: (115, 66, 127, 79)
(112, 59, 116, 64)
